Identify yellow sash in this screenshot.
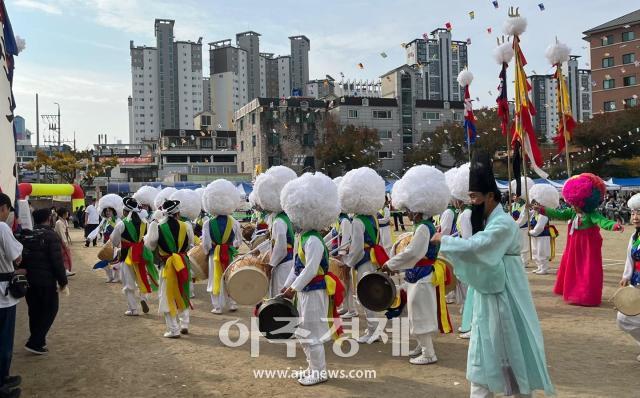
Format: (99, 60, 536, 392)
(160, 222, 188, 316)
(212, 218, 235, 295)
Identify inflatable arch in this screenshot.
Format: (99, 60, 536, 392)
(18, 183, 85, 210)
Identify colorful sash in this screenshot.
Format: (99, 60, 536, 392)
(355, 215, 389, 269)
(209, 215, 238, 295)
(407, 220, 452, 334)
(631, 234, 640, 286)
(271, 212, 295, 264)
(121, 219, 159, 294)
(158, 221, 191, 316)
(295, 231, 344, 340)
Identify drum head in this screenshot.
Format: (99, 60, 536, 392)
(257, 297, 300, 339)
(612, 286, 640, 316)
(250, 235, 268, 250)
(357, 272, 397, 312)
(226, 267, 269, 305)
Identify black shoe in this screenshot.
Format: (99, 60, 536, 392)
(0, 386, 21, 398)
(24, 343, 47, 355)
(2, 376, 20, 389)
(180, 328, 189, 335)
(140, 300, 149, 314)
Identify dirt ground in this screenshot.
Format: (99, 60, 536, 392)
(9, 226, 640, 398)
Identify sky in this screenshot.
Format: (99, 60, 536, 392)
(8, 0, 639, 150)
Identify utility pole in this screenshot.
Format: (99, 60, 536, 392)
(36, 93, 40, 182)
(54, 102, 61, 148)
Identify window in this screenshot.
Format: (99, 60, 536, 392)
(216, 138, 228, 148)
(213, 155, 235, 163)
(239, 120, 244, 130)
(241, 161, 245, 172)
(602, 57, 614, 68)
(240, 141, 244, 152)
(625, 97, 638, 107)
(601, 35, 614, 46)
(268, 133, 279, 145)
(302, 133, 314, 147)
(166, 155, 188, 163)
(422, 111, 440, 120)
(372, 110, 392, 119)
(622, 31, 635, 42)
(251, 113, 256, 124)
(200, 138, 212, 148)
(622, 53, 636, 64)
(268, 156, 281, 167)
(252, 135, 256, 147)
(453, 113, 462, 121)
(378, 130, 392, 140)
(603, 79, 615, 89)
(347, 109, 358, 118)
(604, 101, 616, 112)
(624, 75, 637, 86)
(378, 151, 393, 159)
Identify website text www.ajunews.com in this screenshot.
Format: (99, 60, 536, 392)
(253, 367, 377, 380)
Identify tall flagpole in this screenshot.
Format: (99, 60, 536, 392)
(514, 33, 533, 262)
(557, 63, 572, 177)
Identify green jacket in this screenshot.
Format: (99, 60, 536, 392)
(543, 207, 617, 231)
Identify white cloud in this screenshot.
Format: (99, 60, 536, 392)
(13, 0, 62, 15)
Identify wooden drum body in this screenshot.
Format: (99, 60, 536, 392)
(224, 256, 270, 305)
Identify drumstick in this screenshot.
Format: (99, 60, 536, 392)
(329, 240, 351, 256)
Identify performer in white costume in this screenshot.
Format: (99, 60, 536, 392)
(510, 177, 535, 267)
(281, 172, 341, 386)
(340, 167, 388, 344)
(200, 179, 242, 314)
(253, 166, 297, 297)
(382, 165, 452, 365)
(528, 184, 559, 275)
(617, 193, 640, 362)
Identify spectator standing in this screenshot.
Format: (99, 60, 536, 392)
(54, 208, 75, 277)
(390, 198, 406, 232)
(0, 193, 23, 398)
(84, 199, 99, 247)
(20, 209, 68, 355)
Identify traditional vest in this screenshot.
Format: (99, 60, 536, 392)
(354, 214, 388, 268)
(102, 216, 117, 241)
(158, 218, 190, 257)
(330, 213, 350, 251)
(512, 201, 528, 229)
(530, 213, 550, 237)
(294, 230, 330, 292)
(120, 218, 158, 294)
(404, 219, 438, 283)
(631, 231, 640, 286)
(377, 208, 389, 228)
(271, 212, 295, 264)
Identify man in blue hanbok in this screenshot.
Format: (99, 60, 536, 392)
(432, 152, 554, 398)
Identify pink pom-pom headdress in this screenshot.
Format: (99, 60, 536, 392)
(561, 173, 606, 213)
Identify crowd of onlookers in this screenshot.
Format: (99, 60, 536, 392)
(0, 193, 73, 398)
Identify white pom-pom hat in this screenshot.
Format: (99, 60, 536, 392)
(627, 193, 640, 210)
(154, 187, 177, 211)
(529, 184, 560, 209)
(510, 177, 535, 199)
(338, 167, 385, 215)
(457, 69, 473, 88)
(170, 189, 202, 220)
(133, 185, 159, 210)
(503, 15, 527, 37)
(98, 194, 124, 218)
(449, 163, 471, 203)
(392, 165, 451, 217)
(203, 179, 241, 216)
(493, 42, 515, 64)
(281, 172, 340, 232)
(545, 41, 571, 66)
(253, 166, 297, 213)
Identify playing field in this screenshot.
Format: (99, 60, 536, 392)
(10, 226, 638, 397)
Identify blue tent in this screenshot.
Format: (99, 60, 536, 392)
(235, 181, 253, 197)
(385, 180, 396, 193)
(174, 182, 202, 190)
(107, 182, 131, 194)
(610, 177, 640, 191)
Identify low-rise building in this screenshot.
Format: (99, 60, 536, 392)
(235, 97, 327, 176)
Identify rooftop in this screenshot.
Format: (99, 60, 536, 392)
(583, 9, 640, 35)
(331, 96, 398, 107)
